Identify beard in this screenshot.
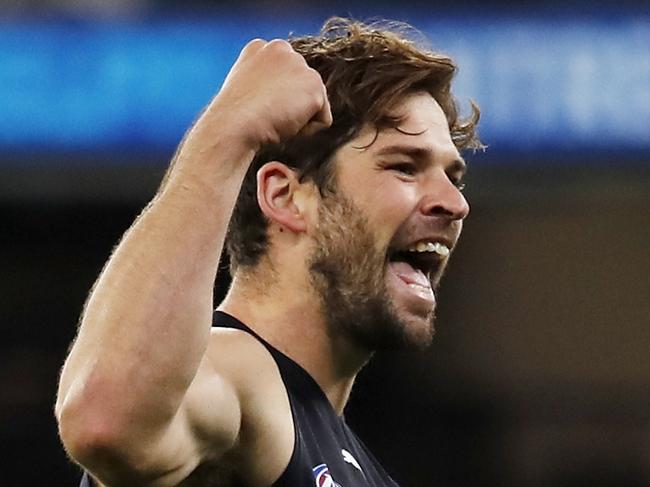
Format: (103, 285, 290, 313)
(307, 189, 435, 352)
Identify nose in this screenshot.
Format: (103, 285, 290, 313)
(419, 173, 470, 221)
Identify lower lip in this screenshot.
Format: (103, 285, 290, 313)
(386, 265, 436, 312)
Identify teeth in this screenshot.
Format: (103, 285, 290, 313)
(408, 283, 427, 290)
(435, 243, 450, 257)
(407, 241, 450, 256)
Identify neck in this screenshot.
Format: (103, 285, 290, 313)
(218, 267, 372, 415)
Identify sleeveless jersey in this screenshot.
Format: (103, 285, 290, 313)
(214, 311, 400, 487)
(79, 311, 401, 487)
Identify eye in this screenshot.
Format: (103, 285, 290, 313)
(451, 178, 466, 191)
(447, 170, 466, 191)
(387, 162, 417, 176)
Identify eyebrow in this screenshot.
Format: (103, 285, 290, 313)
(374, 144, 467, 175)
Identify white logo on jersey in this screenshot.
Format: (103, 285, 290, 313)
(341, 449, 363, 473)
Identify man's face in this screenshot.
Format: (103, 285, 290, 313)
(308, 92, 469, 351)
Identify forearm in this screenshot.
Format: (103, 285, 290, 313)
(56, 126, 254, 441)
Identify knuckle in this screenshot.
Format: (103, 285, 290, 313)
(243, 38, 266, 52)
(266, 39, 292, 51)
(307, 69, 325, 91)
(308, 92, 324, 111)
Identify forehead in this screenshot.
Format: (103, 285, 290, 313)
(341, 92, 460, 162)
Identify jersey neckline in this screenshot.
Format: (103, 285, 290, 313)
(213, 310, 346, 420)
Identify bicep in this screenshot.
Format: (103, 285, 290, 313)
(88, 358, 242, 487)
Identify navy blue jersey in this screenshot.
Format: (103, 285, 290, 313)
(80, 311, 400, 486)
(214, 311, 400, 487)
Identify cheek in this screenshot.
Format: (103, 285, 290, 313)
(363, 179, 418, 239)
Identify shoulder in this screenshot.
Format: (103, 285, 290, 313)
(203, 326, 283, 401)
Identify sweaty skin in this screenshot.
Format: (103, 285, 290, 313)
(55, 38, 467, 486)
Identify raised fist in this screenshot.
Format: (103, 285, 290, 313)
(206, 39, 333, 150)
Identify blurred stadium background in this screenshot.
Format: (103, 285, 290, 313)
(1, 0, 649, 485)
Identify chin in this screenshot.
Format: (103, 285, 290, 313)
(360, 303, 436, 352)
(393, 307, 436, 351)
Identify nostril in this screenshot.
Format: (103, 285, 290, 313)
(421, 192, 469, 219)
(427, 204, 454, 217)
(420, 185, 469, 219)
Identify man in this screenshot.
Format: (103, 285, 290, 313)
(56, 17, 481, 486)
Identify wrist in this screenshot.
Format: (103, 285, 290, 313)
(176, 111, 256, 170)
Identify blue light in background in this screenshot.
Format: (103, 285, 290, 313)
(0, 15, 648, 160)
(437, 17, 650, 154)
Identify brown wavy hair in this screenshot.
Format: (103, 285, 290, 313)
(226, 17, 482, 272)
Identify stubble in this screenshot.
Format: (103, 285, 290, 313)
(308, 189, 434, 351)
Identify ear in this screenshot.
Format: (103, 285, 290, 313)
(256, 161, 309, 233)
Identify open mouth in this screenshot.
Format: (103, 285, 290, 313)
(388, 240, 449, 289)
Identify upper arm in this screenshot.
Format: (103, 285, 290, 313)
(71, 334, 244, 487)
(65, 328, 292, 487)
(146, 354, 243, 485)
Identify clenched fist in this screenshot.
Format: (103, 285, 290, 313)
(203, 39, 332, 151)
